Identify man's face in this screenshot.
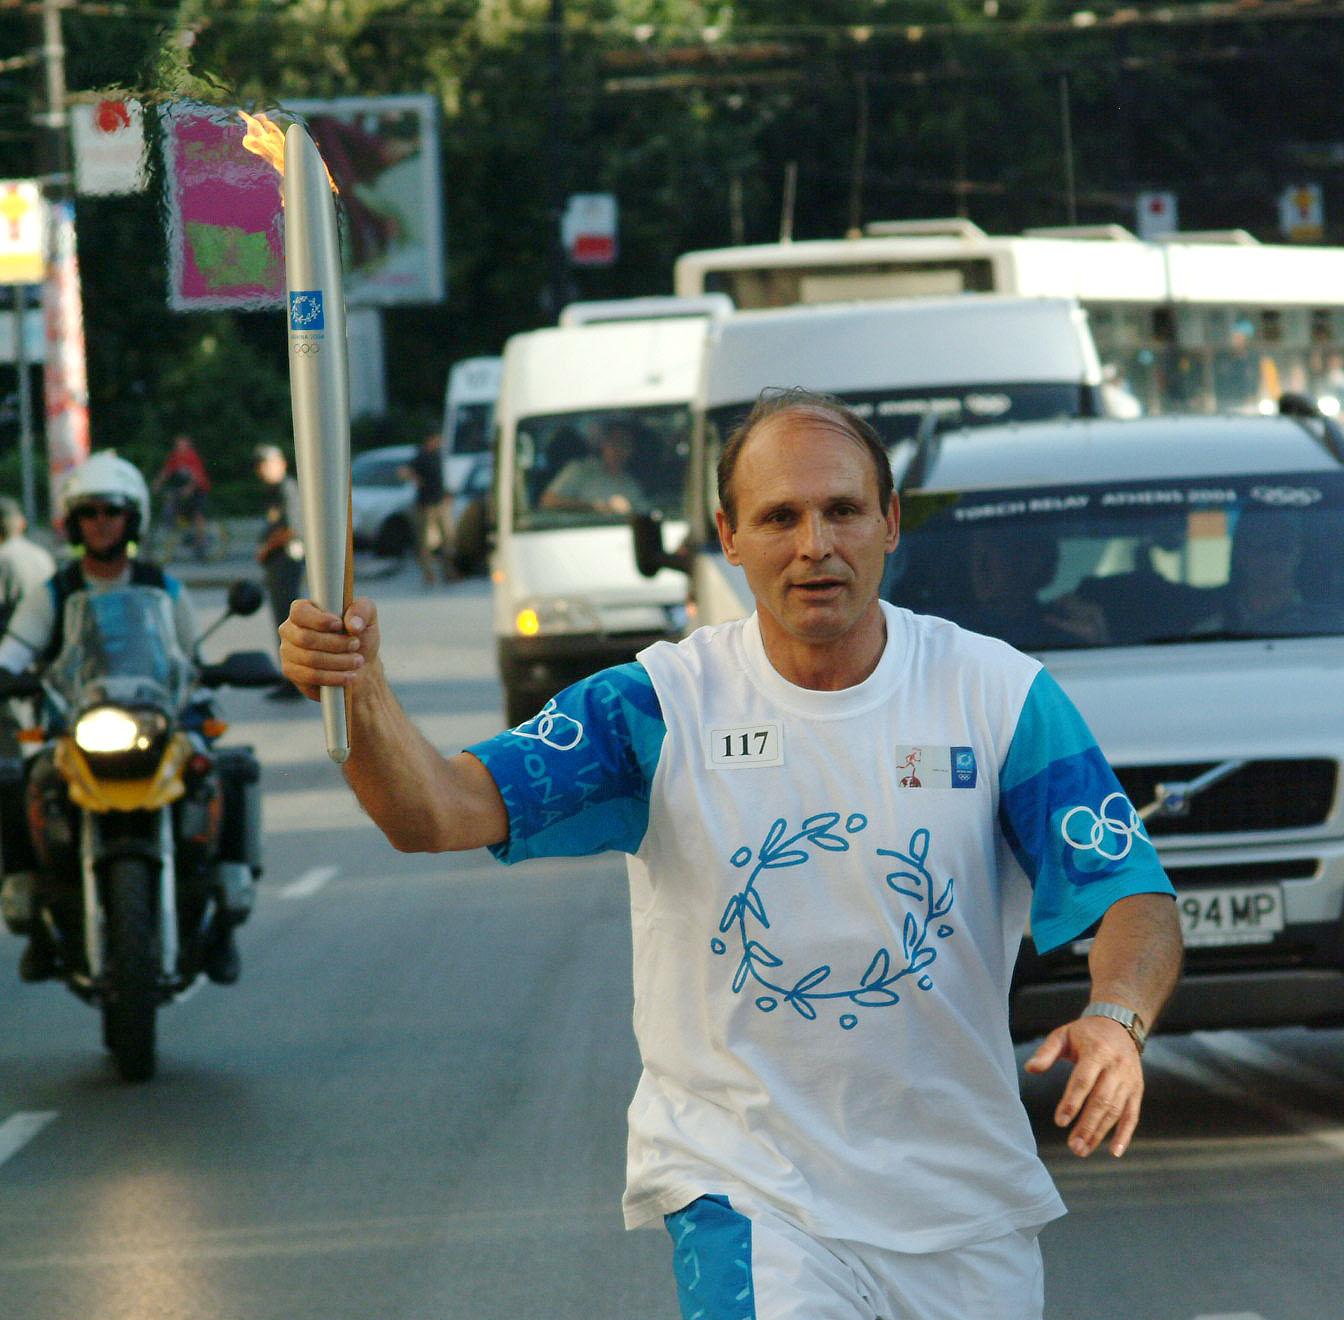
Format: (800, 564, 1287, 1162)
(715, 411, 898, 649)
(258, 455, 285, 485)
(599, 429, 633, 472)
(73, 501, 130, 559)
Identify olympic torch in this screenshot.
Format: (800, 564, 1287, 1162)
(262, 119, 353, 763)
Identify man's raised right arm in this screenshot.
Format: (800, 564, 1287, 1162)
(279, 597, 508, 853)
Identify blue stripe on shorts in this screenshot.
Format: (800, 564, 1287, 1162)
(665, 1195, 756, 1320)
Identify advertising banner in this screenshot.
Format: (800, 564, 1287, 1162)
(162, 96, 444, 311)
(0, 180, 45, 285)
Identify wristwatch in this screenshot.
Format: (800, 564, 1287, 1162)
(1080, 1001, 1148, 1055)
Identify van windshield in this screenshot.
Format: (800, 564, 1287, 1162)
(708, 382, 1089, 451)
(450, 402, 493, 455)
(513, 405, 691, 531)
(884, 472, 1344, 650)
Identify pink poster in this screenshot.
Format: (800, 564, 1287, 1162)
(161, 97, 444, 312)
(162, 103, 284, 311)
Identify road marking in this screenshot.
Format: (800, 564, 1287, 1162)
(1198, 1030, 1344, 1096)
(276, 866, 338, 900)
(0, 1111, 57, 1168)
(1148, 1042, 1344, 1154)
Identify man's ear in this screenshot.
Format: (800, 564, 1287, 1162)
(715, 507, 740, 565)
(885, 492, 900, 554)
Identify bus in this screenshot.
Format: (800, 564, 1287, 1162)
(673, 219, 1344, 418)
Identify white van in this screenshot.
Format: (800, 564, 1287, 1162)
(441, 355, 502, 494)
(667, 295, 1108, 625)
(492, 300, 726, 726)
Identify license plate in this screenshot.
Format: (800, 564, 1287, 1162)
(1178, 885, 1284, 947)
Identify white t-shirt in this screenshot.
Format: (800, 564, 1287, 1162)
(469, 603, 1173, 1253)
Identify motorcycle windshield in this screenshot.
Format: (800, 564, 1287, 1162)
(47, 587, 192, 712)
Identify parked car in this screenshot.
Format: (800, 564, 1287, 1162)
(880, 409, 1344, 1038)
(351, 444, 492, 570)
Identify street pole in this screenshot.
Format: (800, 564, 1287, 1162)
(546, 0, 570, 318)
(34, 0, 91, 523)
(1059, 72, 1078, 227)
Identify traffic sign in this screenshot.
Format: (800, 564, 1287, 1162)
(1279, 183, 1323, 243)
(1136, 191, 1178, 240)
(0, 181, 44, 285)
(562, 193, 618, 266)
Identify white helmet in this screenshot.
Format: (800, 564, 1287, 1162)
(61, 451, 150, 546)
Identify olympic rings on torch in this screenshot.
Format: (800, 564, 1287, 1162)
(1060, 792, 1147, 861)
(292, 341, 322, 356)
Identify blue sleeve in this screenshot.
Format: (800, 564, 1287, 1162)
(999, 669, 1175, 954)
(466, 662, 666, 864)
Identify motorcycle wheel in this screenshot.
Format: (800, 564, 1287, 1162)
(101, 856, 159, 1083)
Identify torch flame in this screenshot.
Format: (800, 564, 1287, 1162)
(239, 111, 337, 194)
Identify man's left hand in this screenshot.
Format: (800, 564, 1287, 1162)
(1024, 1015, 1143, 1158)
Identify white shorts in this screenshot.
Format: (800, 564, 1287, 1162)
(665, 1196, 1045, 1320)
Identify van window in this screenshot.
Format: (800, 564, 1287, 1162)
(450, 403, 493, 455)
(513, 405, 692, 531)
(708, 382, 1089, 452)
(884, 472, 1344, 650)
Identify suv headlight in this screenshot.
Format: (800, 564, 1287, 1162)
(75, 706, 169, 755)
(514, 596, 603, 638)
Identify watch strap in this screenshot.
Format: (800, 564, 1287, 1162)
(1080, 1001, 1148, 1054)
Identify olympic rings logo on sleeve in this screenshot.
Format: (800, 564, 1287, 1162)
(1060, 792, 1149, 861)
(511, 700, 585, 752)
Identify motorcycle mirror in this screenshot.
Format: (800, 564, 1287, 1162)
(226, 580, 265, 617)
(198, 650, 284, 689)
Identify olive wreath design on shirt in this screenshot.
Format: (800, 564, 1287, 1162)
(710, 813, 957, 1030)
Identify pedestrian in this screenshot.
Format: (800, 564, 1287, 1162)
(279, 389, 1183, 1319)
(399, 431, 457, 584)
(0, 496, 55, 639)
(254, 445, 306, 701)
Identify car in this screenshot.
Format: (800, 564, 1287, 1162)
(882, 409, 1344, 1039)
(351, 443, 493, 568)
(351, 444, 417, 556)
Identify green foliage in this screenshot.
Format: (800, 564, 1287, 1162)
(4, 0, 1344, 530)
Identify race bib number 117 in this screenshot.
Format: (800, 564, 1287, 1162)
(707, 723, 784, 769)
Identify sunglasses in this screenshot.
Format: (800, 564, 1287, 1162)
(72, 503, 129, 521)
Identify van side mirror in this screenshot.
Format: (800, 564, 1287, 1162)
(631, 512, 690, 579)
(226, 579, 265, 618)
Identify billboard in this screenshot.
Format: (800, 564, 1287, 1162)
(161, 95, 444, 311)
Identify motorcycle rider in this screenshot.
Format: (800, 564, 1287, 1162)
(0, 452, 242, 985)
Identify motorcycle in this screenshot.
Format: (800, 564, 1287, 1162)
(0, 579, 280, 1081)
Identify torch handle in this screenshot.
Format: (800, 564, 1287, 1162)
(319, 493, 355, 763)
(320, 687, 349, 764)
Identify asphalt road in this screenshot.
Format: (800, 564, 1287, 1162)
(1, 565, 1342, 1319)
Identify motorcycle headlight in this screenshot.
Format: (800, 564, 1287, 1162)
(74, 706, 169, 755)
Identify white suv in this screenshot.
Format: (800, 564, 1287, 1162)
(884, 411, 1344, 1037)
